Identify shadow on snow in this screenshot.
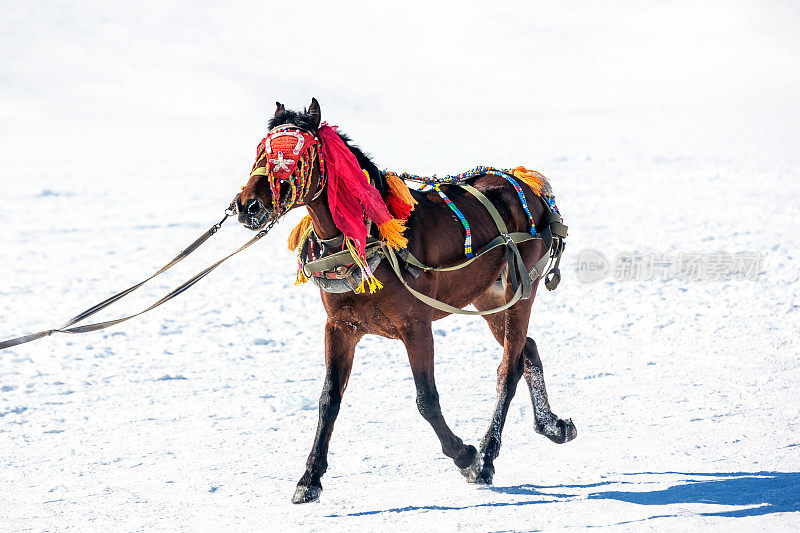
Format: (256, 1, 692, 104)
(325, 471, 799, 519)
(587, 471, 800, 518)
(326, 497, 557, 518)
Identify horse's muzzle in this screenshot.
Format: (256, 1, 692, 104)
(237, 197, 271, 230)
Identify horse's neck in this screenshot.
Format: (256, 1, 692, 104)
(305, 192, 340, 240)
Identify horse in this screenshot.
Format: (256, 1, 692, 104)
(236, 98, 577, 504)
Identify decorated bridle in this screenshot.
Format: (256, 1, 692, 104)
(247, 118, 410, 293)
(249, 124, 327, 213)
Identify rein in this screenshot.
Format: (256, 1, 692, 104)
(0, 205, 278, 351)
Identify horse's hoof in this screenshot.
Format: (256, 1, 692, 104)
(556, 418, 577, 443)
(458, 446, 483, 483)
(454, 444, 478, 470)
(536, 417, 577, 444)
(472, 463, 495, 485)
(292, 484, 322, 504)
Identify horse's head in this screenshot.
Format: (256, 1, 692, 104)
(235, 98, 324, 230)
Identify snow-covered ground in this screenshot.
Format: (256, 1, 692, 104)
(1, 1, 798, 531)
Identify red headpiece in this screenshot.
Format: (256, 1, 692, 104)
(250, 125, 323, 211)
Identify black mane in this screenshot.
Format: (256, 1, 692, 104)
(334, 131, 386, 195)
(268, 109, 319, 134)
(269, 107, 386, 195)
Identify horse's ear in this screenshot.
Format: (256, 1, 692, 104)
(307, 97, 321, 128)
(274, 101, 285, 116)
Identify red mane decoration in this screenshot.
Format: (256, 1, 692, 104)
(317, 123, 394, 257)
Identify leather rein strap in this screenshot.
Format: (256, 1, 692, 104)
(0, 207, 275, 351)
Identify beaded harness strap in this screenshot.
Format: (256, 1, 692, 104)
(381, 166, 560, 258)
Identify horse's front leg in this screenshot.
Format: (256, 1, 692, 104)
(401, 320, 478, 474)
(468, 294, 531, 484)
(292, 320, 361, 504)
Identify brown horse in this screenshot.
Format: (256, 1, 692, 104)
(237, 99, 576, 504)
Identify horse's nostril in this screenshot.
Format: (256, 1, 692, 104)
(245, 198, 262, 216)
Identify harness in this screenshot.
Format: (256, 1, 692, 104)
(249, 124, 568, 314)
(0, 130, 567, 350)
(300, 171, 568, 315)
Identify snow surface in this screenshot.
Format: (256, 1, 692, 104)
(1, 1, 799, 531)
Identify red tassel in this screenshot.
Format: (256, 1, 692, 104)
(385, 191, 413, 221)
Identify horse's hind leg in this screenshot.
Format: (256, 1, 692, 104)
(523, 337, 577, 444)
(467, 286, 530, 484)
(401, 320, 478, 474)
(292, 320, 362, 504)
(469, 281, 577, 484)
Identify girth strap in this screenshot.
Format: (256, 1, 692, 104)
(382, 238, 535, 315)
(379, 182, 538, 315)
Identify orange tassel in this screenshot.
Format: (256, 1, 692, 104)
(512, 166, 546, 196)
(385, 173, 417, 207)
(295, 266, 309, 285)
(287, 215, 313, 251)
(378, 218, 408, 250)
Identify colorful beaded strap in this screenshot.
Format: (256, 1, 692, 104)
(432, 184, 474, 258)
(483, 170, 536, 237)
(381, 166, 559, 258)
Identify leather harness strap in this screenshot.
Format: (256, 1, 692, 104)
(301, 181, 567, 316)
